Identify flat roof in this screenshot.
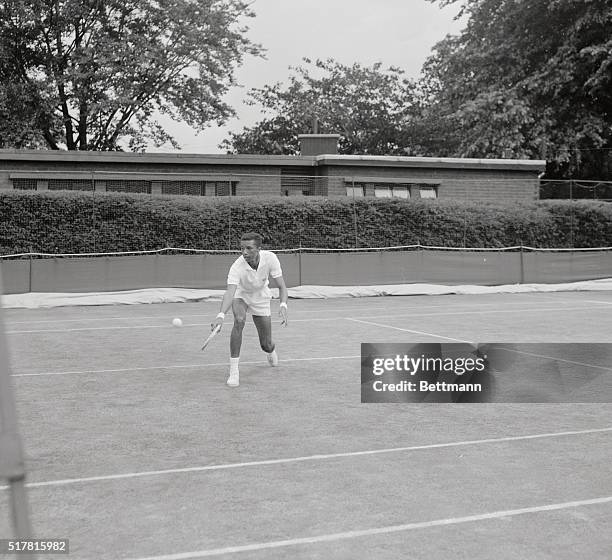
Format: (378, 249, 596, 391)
(0, 149, 546, 172)
(0, 149, 316, 167)
(315, 154, 547, 171)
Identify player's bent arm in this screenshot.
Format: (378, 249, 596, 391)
(274, 276, 288, 305)
(219, 284, 238, 315)
(211, 284, 237, 329)
(274, 276, 289, 326)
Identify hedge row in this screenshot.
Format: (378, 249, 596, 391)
(1, 190, 611, 255)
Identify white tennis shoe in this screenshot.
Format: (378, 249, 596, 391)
(267, 349, 279, 367)
(227, 370, 240, 387)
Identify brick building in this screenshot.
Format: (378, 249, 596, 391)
(0, 135, 545, 201)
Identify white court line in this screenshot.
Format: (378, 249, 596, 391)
(575, 299, 612, 306)
(124, 496, 612, 560)
(5, 305, 607, 333)
(6, 318, 350, 333)
(3, 306, 394, 325)
(345, 305, 605, 322)
(7, 324, 187, 334)
(12, 355, 361, 378)
(491, 346, 612, 373)
(522, 294, 612, 306)
(346, 318, 472, 343)
(3, 301, 548, 325)
(1, 427, 609, 491)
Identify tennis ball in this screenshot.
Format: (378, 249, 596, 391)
(172, 318, 183, 327)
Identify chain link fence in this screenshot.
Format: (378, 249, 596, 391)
(540, 179, 612, 201)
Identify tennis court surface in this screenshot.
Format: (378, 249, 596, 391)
(1, 290, 612, 559)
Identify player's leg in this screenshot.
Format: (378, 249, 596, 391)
(252, 314, 274, 353)
(227, 298, 248, 386)
(252, 314, 278, 366)
(230, 298, 248, 357)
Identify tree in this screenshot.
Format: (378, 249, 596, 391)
(418, 0, 612, 178)
(221, 58, 419, 155)
(0, 0, 262, 150)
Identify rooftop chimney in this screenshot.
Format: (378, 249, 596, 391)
(298, 134, 341, 156)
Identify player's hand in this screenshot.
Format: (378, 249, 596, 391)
(211, 316, 224, 331)
(279, 304, 288, 327)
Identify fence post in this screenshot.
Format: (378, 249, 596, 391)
(569, 179, 574, 248)
(298, 220, 303, 287)
(227, 198, 232, 252)
(298, 247, 303, 287)
(352, 178, 358, 249)
(519, 241, 525, 284)
(28, 247, 33, 293)
(417, 238, 423, 283)
(91, 172, 96, 253)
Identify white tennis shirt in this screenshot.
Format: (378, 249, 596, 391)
(227, 250, 283, 299)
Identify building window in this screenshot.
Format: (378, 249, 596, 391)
(374, 186, 392, 198)
(105, 180, 151, 194)
(160, 181, 206, 196)
(48, 179, 94, 191)
(11, 179, 37, 190)
(214, 182, 237, 196)
(284, 189, 311, 196)
(346, 185, 365, 197)
(349, 181, 412, 198)
(281, 167, 315, 196)
(391, 185, 410, 199)
(419, 185, 438, 199)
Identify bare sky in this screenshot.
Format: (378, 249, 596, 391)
(152, 0, 466, 154)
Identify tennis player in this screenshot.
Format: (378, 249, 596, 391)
(211, 232, 288, 387)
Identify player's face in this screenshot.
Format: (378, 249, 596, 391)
(240, 239, 260, 265)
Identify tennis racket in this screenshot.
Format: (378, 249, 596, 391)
(201, 324, 221, 351)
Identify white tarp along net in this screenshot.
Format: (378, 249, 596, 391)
(2, 278, 612, 309)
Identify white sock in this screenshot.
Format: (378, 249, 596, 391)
(230, 357, 240, 372)
(268, 349, 277, 358)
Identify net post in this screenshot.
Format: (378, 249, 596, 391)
(0, 269, 35, 558)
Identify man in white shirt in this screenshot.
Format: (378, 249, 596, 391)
(210, 232, 288, 387)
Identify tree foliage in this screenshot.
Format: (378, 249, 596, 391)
(221, 58, 419, 155)
(418, 0, 612, 178)
(0, 0, 262, 150)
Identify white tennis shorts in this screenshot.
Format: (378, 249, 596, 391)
(234, 293, 271, 317)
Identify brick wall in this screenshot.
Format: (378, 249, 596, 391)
(322, 165, 539, 202)
(0, 158, 286, 196)
(0, 171, 10, 190)
(0, 153, 542, 201)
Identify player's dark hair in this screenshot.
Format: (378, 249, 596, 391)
(241, 232, 263, 247)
